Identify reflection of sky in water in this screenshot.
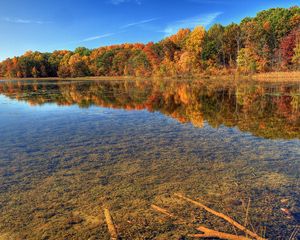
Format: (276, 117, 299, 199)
(0, 81, 299, 239)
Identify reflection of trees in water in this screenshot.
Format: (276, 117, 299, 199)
(0, 80, 299, 139)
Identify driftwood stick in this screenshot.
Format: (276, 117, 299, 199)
(174, 193, 267, 240)
(151, 204, 187, 224)
(151, 204, 176, 218)
(244, 198, 251, 230)
(189, 226, 251, 240)
(241, 199, 257, 234)
(152, 203, 251, 239)
(288, 225, 300, 240)
(104, 208, 118, 240)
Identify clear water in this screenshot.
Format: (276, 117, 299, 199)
(0, 79, 299, 239)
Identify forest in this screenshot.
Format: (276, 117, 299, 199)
(0, 7, 300, 78)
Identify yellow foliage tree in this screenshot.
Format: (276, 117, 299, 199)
(237, 47, 259, 73)
(185, 26, 206, 56)
(185, 26, 206, 72)
(292, 34, 300, 69)
(168, 28, 191, 48)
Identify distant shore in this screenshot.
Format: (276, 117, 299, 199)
(1, 71, 300, 82)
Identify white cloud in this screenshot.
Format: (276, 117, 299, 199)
(109, 0, 141, 5)
(162, 12, 222, 36)
(3, 17, 51, 24)
(121, 18, 159, 29)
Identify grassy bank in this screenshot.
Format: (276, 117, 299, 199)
(1, 71, 300, 82)
(250, 71, 300, 82)
(201, 71, 300, 82)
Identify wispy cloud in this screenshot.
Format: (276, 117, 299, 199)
(109, 0, 141, 5)
(3, 17, 51, 24)
(162, 12, 222, 36)
(76, 17, 157, 44)
(121, 18, 159, 29)
(80, 33, 116, 43)
(76, 17, 158, 44)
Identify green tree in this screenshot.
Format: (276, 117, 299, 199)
(202, 24, 224, 66)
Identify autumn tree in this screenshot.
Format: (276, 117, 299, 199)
(185, 26, 205, 71)
(74, 47, 91, 57)
(58, 52, 73, 78)
(48, 50, 71, 76)
(68, 54, 90, 77)
(128, 50, 151, 76)
(223, 23, 243, 67)
(112, 49, 130, 75)
(142, 42, 163, 74)
(237, 47, 258, 73)
(168, 28, 191, 48)
(279, 27, 300, 69)
(292, 32, 300, 69)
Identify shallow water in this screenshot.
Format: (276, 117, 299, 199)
(0, 79, 299, 239)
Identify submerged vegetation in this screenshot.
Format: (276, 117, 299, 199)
(0, 79, 299, 239)
(1, 7, 300, 79)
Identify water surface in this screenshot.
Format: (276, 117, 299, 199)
(0, 79, 299, 239)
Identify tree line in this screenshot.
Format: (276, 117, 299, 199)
(1, 7, 300, 78)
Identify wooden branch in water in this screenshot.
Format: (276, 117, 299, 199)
(152, 203, 251, 239)
(189, 226, 251, 240)
(244, 198, 251, 229)
(151, 204, 176, 218)
(104, 208, 118, 240)
(289, 225, 300, 240)
(174, 193, 267, 240)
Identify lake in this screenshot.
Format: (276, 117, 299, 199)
(0, 79, 299, 239)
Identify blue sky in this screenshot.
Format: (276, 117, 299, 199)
(0, 0, 299, 60)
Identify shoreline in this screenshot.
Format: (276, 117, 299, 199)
(1, 71, 300, 82)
